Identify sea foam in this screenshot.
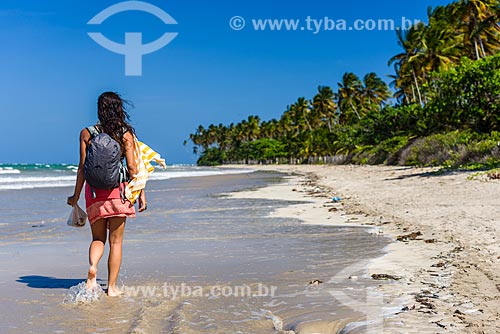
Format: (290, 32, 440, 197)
(63, 281, 105, 304)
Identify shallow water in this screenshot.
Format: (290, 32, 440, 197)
(0, 171, 389, 333)
(63, 281, 105, 304)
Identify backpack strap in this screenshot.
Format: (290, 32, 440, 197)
(86, 125, 100, 139)
(86, 125, 100, 198)
(118, 161, 129, 203)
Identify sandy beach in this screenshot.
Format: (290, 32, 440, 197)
(3, 164, 500, 333)
(1, 169, 390, 334)
(226, 164, 500, 333)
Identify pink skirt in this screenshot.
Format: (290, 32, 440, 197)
(85, 183, 136, 224)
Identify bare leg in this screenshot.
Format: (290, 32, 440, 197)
(107, 217, 126, 296)
(87, 219, 107, 289)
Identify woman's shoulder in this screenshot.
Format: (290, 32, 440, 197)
(122, 130, 135, 142)
(79, 126, 96, 142)
(80, 127, 90, 136)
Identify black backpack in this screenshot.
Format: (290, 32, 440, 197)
(84, 126, 127, 195)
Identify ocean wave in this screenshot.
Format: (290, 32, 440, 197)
(0, 168, 255, 190)
(0, 169, 21, 174)
(0, 182, 75, 190)
(0, 175, 76, 183)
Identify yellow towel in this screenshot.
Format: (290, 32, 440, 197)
(125, 136, 166, 204)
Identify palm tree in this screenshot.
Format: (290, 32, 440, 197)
(423, 8, 463, 72)
(389, 23, 428, 105)
(215, 123, 230, 151)
(278, 110, 294, 139)
(337, 72, 363, 124)
(297, 97, 313, 132)
(207, 124, 218, 147)
(455, 0, 500, 59)
(389, 1, 500, 105)
(362, 73, 391, 108)
(286, 98, 312, 135)
(246, 115, 261, 141)
(388, 63, 414, 104)
(189, 125, 209, 153)
(311, 86, 337, 131)
(232, 122, 246, 145)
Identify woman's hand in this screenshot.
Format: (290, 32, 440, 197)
(138, 190, 147, 212)
(67, 194, 79, 207)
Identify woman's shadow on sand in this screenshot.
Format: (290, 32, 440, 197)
(16, 275, 102, 289)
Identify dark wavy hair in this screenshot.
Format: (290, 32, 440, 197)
(97, 92, 135, 154)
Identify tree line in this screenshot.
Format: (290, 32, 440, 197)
(187, 0, 500, 166)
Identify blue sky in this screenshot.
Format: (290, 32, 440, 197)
(0, 0, 452, 164)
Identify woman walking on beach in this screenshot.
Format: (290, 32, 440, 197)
(67, 92, 146, 296)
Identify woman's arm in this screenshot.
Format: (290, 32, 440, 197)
(123, 131, 138, 177)
(67, 129, 90, 206)
(123, 131, 147, 211)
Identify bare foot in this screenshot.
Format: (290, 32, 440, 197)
(107, 285, 123, 297)
(86, 265, 97, 289)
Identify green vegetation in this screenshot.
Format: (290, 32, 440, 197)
(187, 0, 500, 167)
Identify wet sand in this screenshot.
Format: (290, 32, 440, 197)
(224, 164, 500, 333)
(0, 171, 389, 334)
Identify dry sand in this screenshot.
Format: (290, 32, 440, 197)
(226, 164, 500, 333)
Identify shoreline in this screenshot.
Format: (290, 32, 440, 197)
(225, 164, 500, 333)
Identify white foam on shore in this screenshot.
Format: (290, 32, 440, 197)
(261, 309, 296, 334)
(63, 281, 105, 304)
